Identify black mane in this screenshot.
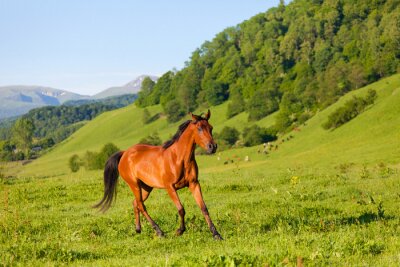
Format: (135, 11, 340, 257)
(162, 120, 192, 149)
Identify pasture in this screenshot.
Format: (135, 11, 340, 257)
(1, 75, 400, 266)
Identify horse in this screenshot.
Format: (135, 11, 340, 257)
(93, 110, 222, 240)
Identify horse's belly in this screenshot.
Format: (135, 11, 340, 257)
(134, 161, 165, 189)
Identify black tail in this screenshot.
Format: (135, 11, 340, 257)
(93, 151, 124, 212)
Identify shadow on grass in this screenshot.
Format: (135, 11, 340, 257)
(260, 211, 395, 233)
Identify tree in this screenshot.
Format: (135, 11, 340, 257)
(164, 99, 185, 123)
(242, 125, 277, 147)
(69, 154, 81, 172)
(136, 77, 156, 107)
(247, 89, 279, 121)
(218, 126, 240, 146)
(12, 118, 35, 154)
(226, 91, 245, 119)
(142, 108, 151, 124)
(98, 143, 120, 167)
(139, 132, 162, 146)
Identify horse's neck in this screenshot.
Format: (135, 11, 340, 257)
(172, 129, 196, 163)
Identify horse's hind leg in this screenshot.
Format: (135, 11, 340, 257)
(132, 183, 153, 233)
(129, 180, 164, 237)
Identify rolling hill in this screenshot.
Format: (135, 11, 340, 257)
(14, 74, 400, 178)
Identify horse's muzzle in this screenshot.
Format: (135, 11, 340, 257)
(207, 143, 218, 154)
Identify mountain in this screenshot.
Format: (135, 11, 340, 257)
(0, 75, 158, 119)
(0, 86, 89, 119)
(93, 75, 158, 99)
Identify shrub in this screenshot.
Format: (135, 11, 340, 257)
(98, 143, 120, 166)
(69, 154, 81, 172)
(83, 151, 101, 170)
(164, 99, 185, 123)
(139, 132, 162, 146)
(218, 126, 240, 146)
(82, 142, 120, 170)
(242, 125, 277, 147)
(323, 89, 377, 130)
(142, 108, 151, 124)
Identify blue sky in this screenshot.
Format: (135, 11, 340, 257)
(0, 0, 280, 95)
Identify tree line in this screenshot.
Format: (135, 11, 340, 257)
(0, 94, 136, 161)
(135, 0, 399, 133)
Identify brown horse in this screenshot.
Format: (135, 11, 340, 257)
(93, 110, 222, 240)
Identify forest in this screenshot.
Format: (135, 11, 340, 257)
(136, 0, 399, 132)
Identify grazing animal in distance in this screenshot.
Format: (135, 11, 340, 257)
(93, 110, 222, 240)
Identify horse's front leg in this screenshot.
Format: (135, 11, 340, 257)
(166, 185, 186, 236)
(189, 182, 222, 240)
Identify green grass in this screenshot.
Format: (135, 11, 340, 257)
(1, 75, 400, 266)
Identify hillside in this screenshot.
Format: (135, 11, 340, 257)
(2, 74, 400, 266)
(14, 74, 400, 178)
(135, 0, 400, 133)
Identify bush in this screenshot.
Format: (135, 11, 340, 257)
(82, 143, 120, 170)
(242, 125, 277, 147)
(142, 108, 151, 124)
(69, 154, 81, 172)
(164, 99, 185, 123)
(323, 89, 377, 130)
(98, 143, 120, 166)
(139, 132, 162, 146)
(83, 151, 101, 170)
(218, 126, 240, 146)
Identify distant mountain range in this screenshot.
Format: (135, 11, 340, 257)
(0, 74, 158, 119)
(93, 75, 158, 99)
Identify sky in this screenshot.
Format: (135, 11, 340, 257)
(0, 0, 280, 96)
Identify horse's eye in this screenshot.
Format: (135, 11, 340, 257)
(197, 127, 203, 133)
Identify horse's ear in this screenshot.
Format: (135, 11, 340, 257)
(190, 112, 199, 123)
(204, 109, 211, 120)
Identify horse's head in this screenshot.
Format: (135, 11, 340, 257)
(190, 110, 217, 154)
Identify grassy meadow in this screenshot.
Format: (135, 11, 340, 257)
(1, 75, 400, 266)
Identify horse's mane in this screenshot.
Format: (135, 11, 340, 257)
(162, 120, 192, 149)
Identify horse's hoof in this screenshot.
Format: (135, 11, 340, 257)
(156, 231, 165, 238)
(213, 234, 223, 240)
(175, 228, 185, 236)
(135, 228, 141, 234)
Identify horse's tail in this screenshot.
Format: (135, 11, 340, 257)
(93, 151, 124, 212)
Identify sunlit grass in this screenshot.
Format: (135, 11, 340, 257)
(1, 74, 400, 265)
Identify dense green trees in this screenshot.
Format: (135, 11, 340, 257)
(12, 118, 35, 154)
(136, 0, 399, 132)
(323, 89, 377, 130)
(218, 127, 240, 146)
(242, 125, 278, 147)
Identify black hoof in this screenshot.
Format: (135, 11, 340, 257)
(156, 231, 165, 238)
(135, 228, 141, 234)
(175, 228, 186, 236)
(213, 233, 223, 240)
